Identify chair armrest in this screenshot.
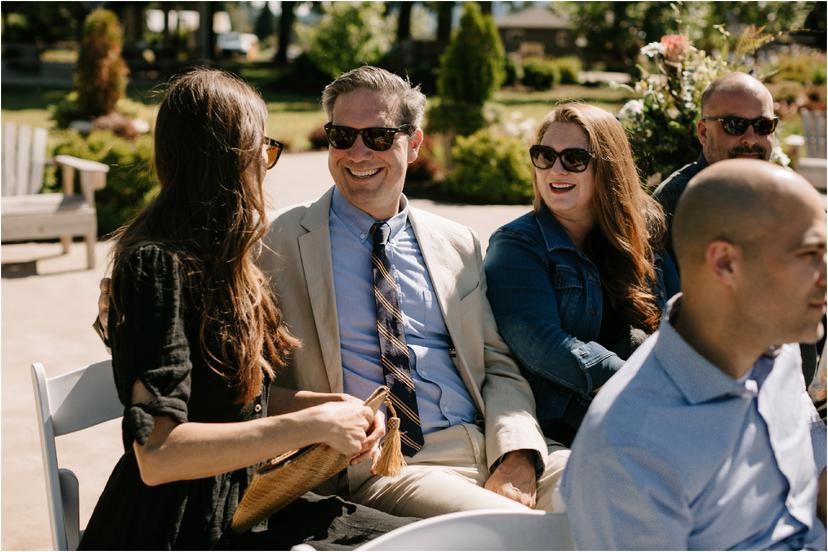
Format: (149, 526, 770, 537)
(54, 155, 109, 174)
(55, 155, 109, 200)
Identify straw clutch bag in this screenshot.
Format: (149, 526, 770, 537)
(231, 385, 404, 534)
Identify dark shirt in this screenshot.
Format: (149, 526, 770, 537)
(652, 154, 709, 259)
(80, 244, 265, 549)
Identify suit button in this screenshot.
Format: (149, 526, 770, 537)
(254, 404, 262, 413)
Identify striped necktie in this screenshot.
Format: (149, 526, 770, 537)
(370, 222, 424, 456)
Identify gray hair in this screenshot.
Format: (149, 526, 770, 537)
(321, 65, 427, 128)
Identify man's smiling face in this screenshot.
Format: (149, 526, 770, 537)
(327, 89, 421, 220)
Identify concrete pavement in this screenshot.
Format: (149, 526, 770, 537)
(1, 151, 530, 550)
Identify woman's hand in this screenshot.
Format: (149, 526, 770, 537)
(307, 400, 375, 458)
(352, 409, 385, 466)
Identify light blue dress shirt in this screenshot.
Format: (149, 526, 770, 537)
(329, 187, 477, 434)
(561, 295, 827, 550)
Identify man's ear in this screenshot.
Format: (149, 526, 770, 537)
(705, 239, 740, 288)
(697, 119, 708, 146)
(407, 128, 424, 164)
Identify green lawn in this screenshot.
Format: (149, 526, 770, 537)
(0, 84, 329, 152)
(2, 82, 635, 154)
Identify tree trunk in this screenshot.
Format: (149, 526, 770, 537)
(275, 1, 296, 64)
(436, 2, 454, 43)
(397, 1, 413, 42)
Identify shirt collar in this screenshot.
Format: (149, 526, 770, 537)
(697, 153, 709, 169)
(535, 203, 580, 253)
(331, 186, 409, 243)
(654, 294, 768, 403)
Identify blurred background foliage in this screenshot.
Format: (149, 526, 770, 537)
(2, 1, 825, 215)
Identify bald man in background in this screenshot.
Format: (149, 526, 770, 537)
(562, 160, 826, 550)
(653, 72, 777, 259)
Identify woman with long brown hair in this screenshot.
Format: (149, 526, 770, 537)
(80, 68, 410, 550)
(484, 103, 679, 447)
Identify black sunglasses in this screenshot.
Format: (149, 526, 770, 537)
(701, 116, 779, 136)
(529, 145, 593, 172)
(264, 136, 284, 169)
(324, 123, 413, 151)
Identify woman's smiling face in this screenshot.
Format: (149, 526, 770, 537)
(535, 121, 596, 228)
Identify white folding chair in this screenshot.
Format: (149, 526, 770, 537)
(356, 509, 575, 551)
(31, 360, 122, 550)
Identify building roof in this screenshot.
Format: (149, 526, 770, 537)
(495, 6, 572, 30)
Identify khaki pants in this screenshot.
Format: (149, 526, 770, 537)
(347, 424, 570, 518)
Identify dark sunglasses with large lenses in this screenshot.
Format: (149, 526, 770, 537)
(264, 137, 284, 169)
(702, 116, 778, 136)
(529, 145, 593, 172)
(324, 123, 413, 151)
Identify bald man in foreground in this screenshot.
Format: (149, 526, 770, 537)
(561, 160, 827, 550)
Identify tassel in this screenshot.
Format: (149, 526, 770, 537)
(372, 398, 406, 477)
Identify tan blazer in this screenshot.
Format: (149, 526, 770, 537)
(260, 188, 547, 470)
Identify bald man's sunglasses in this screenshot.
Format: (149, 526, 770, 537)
(702, 116, 779, 136)
(529, 145, 593, 172)
(324, 123, 413, 151)
(264, 137, 284, 169)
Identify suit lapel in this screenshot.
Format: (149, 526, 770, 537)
(409, 209, 463, 341)
(298, 189, 343, 392)
(410, 209, 486, 414)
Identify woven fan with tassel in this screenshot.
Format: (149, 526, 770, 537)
(231, 385, 406, 533)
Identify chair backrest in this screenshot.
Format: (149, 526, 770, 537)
(31, 360, 123, 550)
(3, 121, 48, 197)
(801, 109, 827, 159)
(357, 509, 575, 551)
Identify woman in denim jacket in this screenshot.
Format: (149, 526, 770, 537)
(484, 103, 679, 447)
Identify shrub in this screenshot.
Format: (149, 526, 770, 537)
(503, 54, 524, 87)
(307, 3, 392, 79)
(49, 92, 85, 129)
(442, 129, 532, 204)
(552, 56, 581, 85)
(52, 130, 157, 236)
(270, 53, 331, 94)
(522, 58, 558, 90)
(617, 28, 788, 182)
(406, 135, 441, 185)
(768, 49, 827, 86)
(426, 99, 487, 138)
(431, 3, 505, 137)
(75, 9, 129, 117)
(307, 125, 329, 151)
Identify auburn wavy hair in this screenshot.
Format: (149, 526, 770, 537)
(532, 103, 666, 332)
(110, 68, 298, 403)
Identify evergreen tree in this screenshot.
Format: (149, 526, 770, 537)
(75, 9, 129, 117)
(433, 2, 505, 136)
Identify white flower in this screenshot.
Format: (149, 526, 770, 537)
(666, 107, 680, 120)
(618, 99, 645, 119)
(641, 42, 666, 58)
(770, 144, 791, 168)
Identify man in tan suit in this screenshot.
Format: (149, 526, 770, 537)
(260, 66, 569, 518)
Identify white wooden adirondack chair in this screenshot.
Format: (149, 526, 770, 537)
(796, 109, 827, 193)
(1, 122, 109, 269)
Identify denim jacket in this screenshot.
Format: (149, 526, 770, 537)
(483, 205, 679, 444)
